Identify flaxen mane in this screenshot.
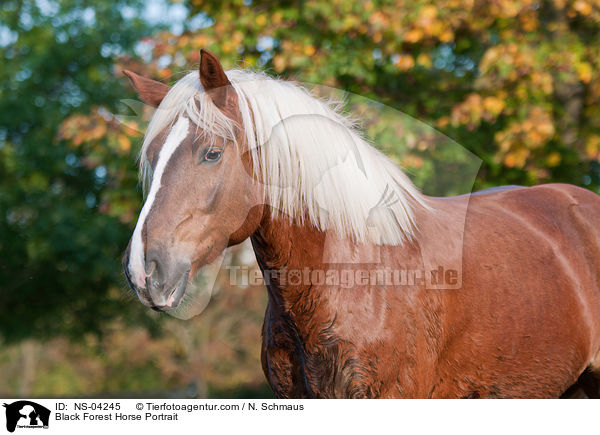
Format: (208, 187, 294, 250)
(140, 70, 429, 245)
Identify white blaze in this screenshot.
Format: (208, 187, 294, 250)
(129, 116, 190, 288)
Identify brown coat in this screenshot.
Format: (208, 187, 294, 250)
(253, 184, 600, 398)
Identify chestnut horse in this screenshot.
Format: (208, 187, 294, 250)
(122, 49, 600, 398)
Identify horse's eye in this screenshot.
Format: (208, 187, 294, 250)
(204, 149, 223, 162)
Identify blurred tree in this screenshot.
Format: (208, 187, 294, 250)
(111, 0, 600, 190)
(6, 0, 600, 343)
(0, 0, 162, 342)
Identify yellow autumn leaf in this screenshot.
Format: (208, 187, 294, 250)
(421, 5, 438, 20)
(272, 12, 283, 24)
(395, 54, 414, 71)
(436, 116, 450, 128)
(159, 68, 172, 79)
(536, 120, 555, 137)
(520, 12, 539, 32)
(439, 30, 454, 43)
(546, 152, 561, 167)
(576, 62, 593, 84)
(585, 135, 600, 158)
(528, 130, 545, 146)
(118, 135, 131, 152)
(222, 41, 233, 53)
(479, 47, 499, 73)
(273, 55, 286, 73)
(499, 138, 512, 152)
(304, 45, 316, 56)
(416, 53, 432, 68)
(483, 96, 505, 116)
(504, 152, 517, 168)
(403, 154, 424, 169)
(89, 123, 107, 140)
(232, 31, 244, 45)
(574, 0, 592, 15)
(515, 148, 530, 167)
(256, 15, 267, 26)
(123, 121, 141, 137)
(404, 28, 423, 43)
(195, 35, 209, 47)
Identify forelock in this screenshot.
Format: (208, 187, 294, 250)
(139, 71, 239, 192)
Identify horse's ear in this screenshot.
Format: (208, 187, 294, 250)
(199, 49, 235, 110)
(123, 70, 170, 108)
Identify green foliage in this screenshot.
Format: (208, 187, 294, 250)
(0, 0, 160, 342)
(140, 0, 600, 190)
(2, 0, 600, 363)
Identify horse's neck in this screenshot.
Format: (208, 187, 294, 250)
(250, 214, 326, 307)
(249, 199, 463, 315)
(249, 209, 442, 396)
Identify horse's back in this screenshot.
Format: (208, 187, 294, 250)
(470, 183, 600, 252)
(465, 183, 600, 242)
(470, 184, 525, 196)
(432, 183, 600, 397)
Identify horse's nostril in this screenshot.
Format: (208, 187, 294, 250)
(145, 257, 165, 289)
(145, 260, 157, 277)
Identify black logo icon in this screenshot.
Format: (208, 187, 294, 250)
(3, 401, 50, 433)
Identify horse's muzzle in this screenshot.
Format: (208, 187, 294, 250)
(122, 245, 190, 312)
(145, 264, 189, 312)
